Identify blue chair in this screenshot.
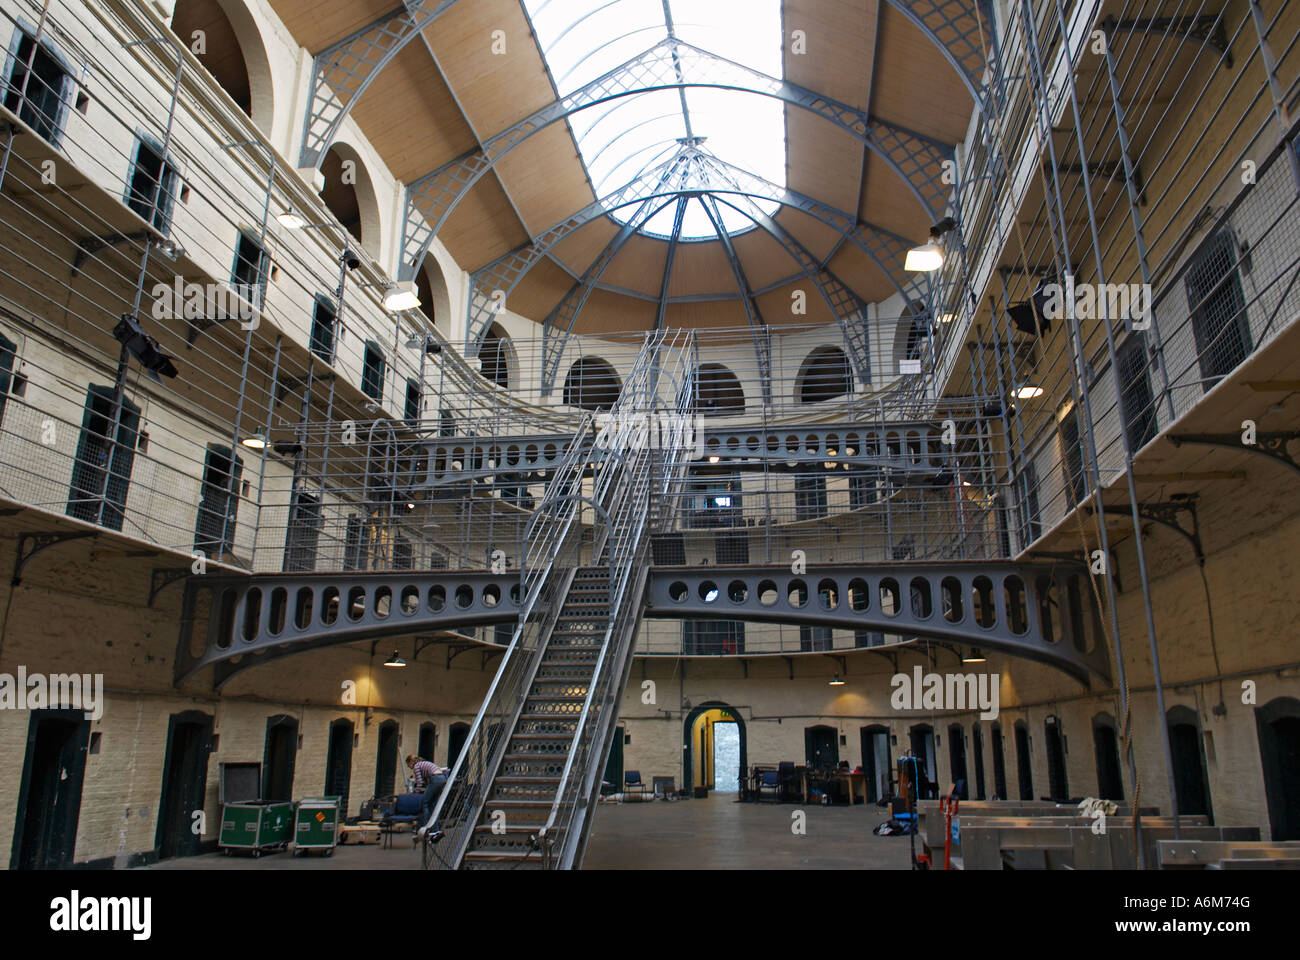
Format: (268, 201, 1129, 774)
(624, 770, 648, 798)
(758, 770, 781, 802)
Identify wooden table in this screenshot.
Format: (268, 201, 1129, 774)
(832, 771, 868, 804)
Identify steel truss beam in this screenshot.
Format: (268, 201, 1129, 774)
(645, 562, 1110, 686)
(880, 0, 1003, 115)
(398, 37, 954, 279)
(173, 556, 1105, 687)
(470, 147, 921, 386)
(299, 1, 464, 168)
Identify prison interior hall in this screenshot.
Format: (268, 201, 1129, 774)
(0, 0, 1298, 881)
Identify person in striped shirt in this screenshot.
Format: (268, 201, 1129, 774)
(406, 755, 448, 838)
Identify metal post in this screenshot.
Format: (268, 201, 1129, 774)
(1248, 0, 1300, 192)
(1053, 0, 1182, 840)
(249, 336, 282, 572)
(1100, 30, 1176, 426)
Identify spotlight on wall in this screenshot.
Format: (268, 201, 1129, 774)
(905, 217, 957, 272)
(240, 433, 268, 450)
(1008, 278, 1054, 336)
(829, 674, 845, 686)
(962, 648, 987, 663)
(383, 650, 406, 668)
(341, 249, 361, 271)
(114, 315, 178, 382)
(1014, 384, 1045, 400)
(155, 238, 185, 261)
(277, 209, 307, 230)
(382, 281, 421, 313)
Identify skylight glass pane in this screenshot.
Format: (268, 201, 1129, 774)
(523, 0, 786, 241)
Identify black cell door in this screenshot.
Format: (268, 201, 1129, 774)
(418, 722, 436, 761)
(325, 719, 354, 818)
(1014, 722, 1034, 800)
(991, 722, 1008, 799)
(11, 710, 90, 869)
(1256, 699, 1300, 841)
(1093, 716, 1125, 801)
(971, 724, 987, 800)
(602, 725, 624, 796)
(1044, 717, 1069, 801)
(804, 726, 839, 769)
(262, 715, 298, 802)
(1168, 707, 1212, 820)
(947, 724, 968, 799)
(909, 725, 937, 799)
(446, 722, 469, 768)
(156, 711, 213, 860)
(195, 445, 243, 558)
(375, 720, 399, 797)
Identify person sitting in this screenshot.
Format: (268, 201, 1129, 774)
(405, 754, 449, 839)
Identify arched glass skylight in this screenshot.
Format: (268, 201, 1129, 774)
(522, 0, 786, 240)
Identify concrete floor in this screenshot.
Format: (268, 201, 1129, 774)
(137, 796, 915, 870)
(582, 794, 915, 869)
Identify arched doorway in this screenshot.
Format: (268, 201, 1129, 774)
(1092, 713, 1124, 801)
(318, 143, 382, 257)
(169, 0, 275, 131)
(480, 322, 514, 389)
(262, 714, 297, 803)
(418, 721, 436, 761)
(990, 721, 1008, 799)
(971, 723, 987, 799)
(804, 724, 839, 769)
(1044, 715, 1069, 801)
(682, 702, 747, 795)
(947, 723, 968, 799)
(908, 723, 937, 799)
(156, 710, 213, 861)
(1167, 705, 1212, 820)
(446, 722, 470, 768)
(860, 725, 891, 802)
(1014, 720, 1033, 800)
(325, 718, 354, 817)
(796, 346, 853, 403)
(374, 719, 399, 798)
(1255, 697, 1300, 840)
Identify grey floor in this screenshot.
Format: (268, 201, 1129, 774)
(583, 794, 915, 869)
(138, 796, 915, 870)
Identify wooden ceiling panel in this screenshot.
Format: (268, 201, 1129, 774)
(350, 46, 476, 182)
(858, 152, 931, 240)
(507, 257, 572, 323)
(550, 218, 620, 275)
(495, 125, 595, 235)
(266, 0, 395, 55)
(731, 227, 799, 287)
(662, 300, 749, 331)
(570, 288, 657, 335)
(786, 114, 865, 214)
(426, 0, 559, 134)
(667, 242, 738, 298)
(601, 235, 669, 295)
(757, 280, 835, 326)
(783, 0, 878, 109)
(440, 177, 530, 272)
(828, 242, 899, 304)
(772, 207, 842, 263)
(872, 6, 972, 146)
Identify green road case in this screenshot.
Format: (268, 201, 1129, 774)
(293, 797, 340, 855)
(218, 761, 294, 856)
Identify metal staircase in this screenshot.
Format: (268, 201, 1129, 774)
(427, 330, 697, 869)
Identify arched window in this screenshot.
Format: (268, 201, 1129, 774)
(796, 346, 852, 403)
(170, 0, 274, 131)
(414, 253, 450, 332)
(698, 362, 744, 416)
(563, 357, 622, 411)
(318, 144, 381, 257)
(896, 299, 933, 362)
(480, 322, 514, 390)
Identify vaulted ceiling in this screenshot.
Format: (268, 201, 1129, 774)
(268, 0, 976, 333)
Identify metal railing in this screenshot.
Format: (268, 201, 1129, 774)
(423, 410, 594, 868)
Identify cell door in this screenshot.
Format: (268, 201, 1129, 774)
(446, 722, 469, 768)
(602, 725, 624, 795)
(804, 726, 839, 770)
(1167, 707, 1212, 820)
(1255, 698, 1300, 841)
(263, 715, 298, 803)
(1044, 717, 1069, 801)
(11, 710, 90, 869)
(948, 724, 968, 799)
(1014, 722, 1034, 800)
(325, 719, 354, 818)
(971, 724, 987, 800)
(860, 726, 891, 802)
(67, 385, 140, 531)
(375, 720, 399, 797)
(157, 711, 213, 860)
